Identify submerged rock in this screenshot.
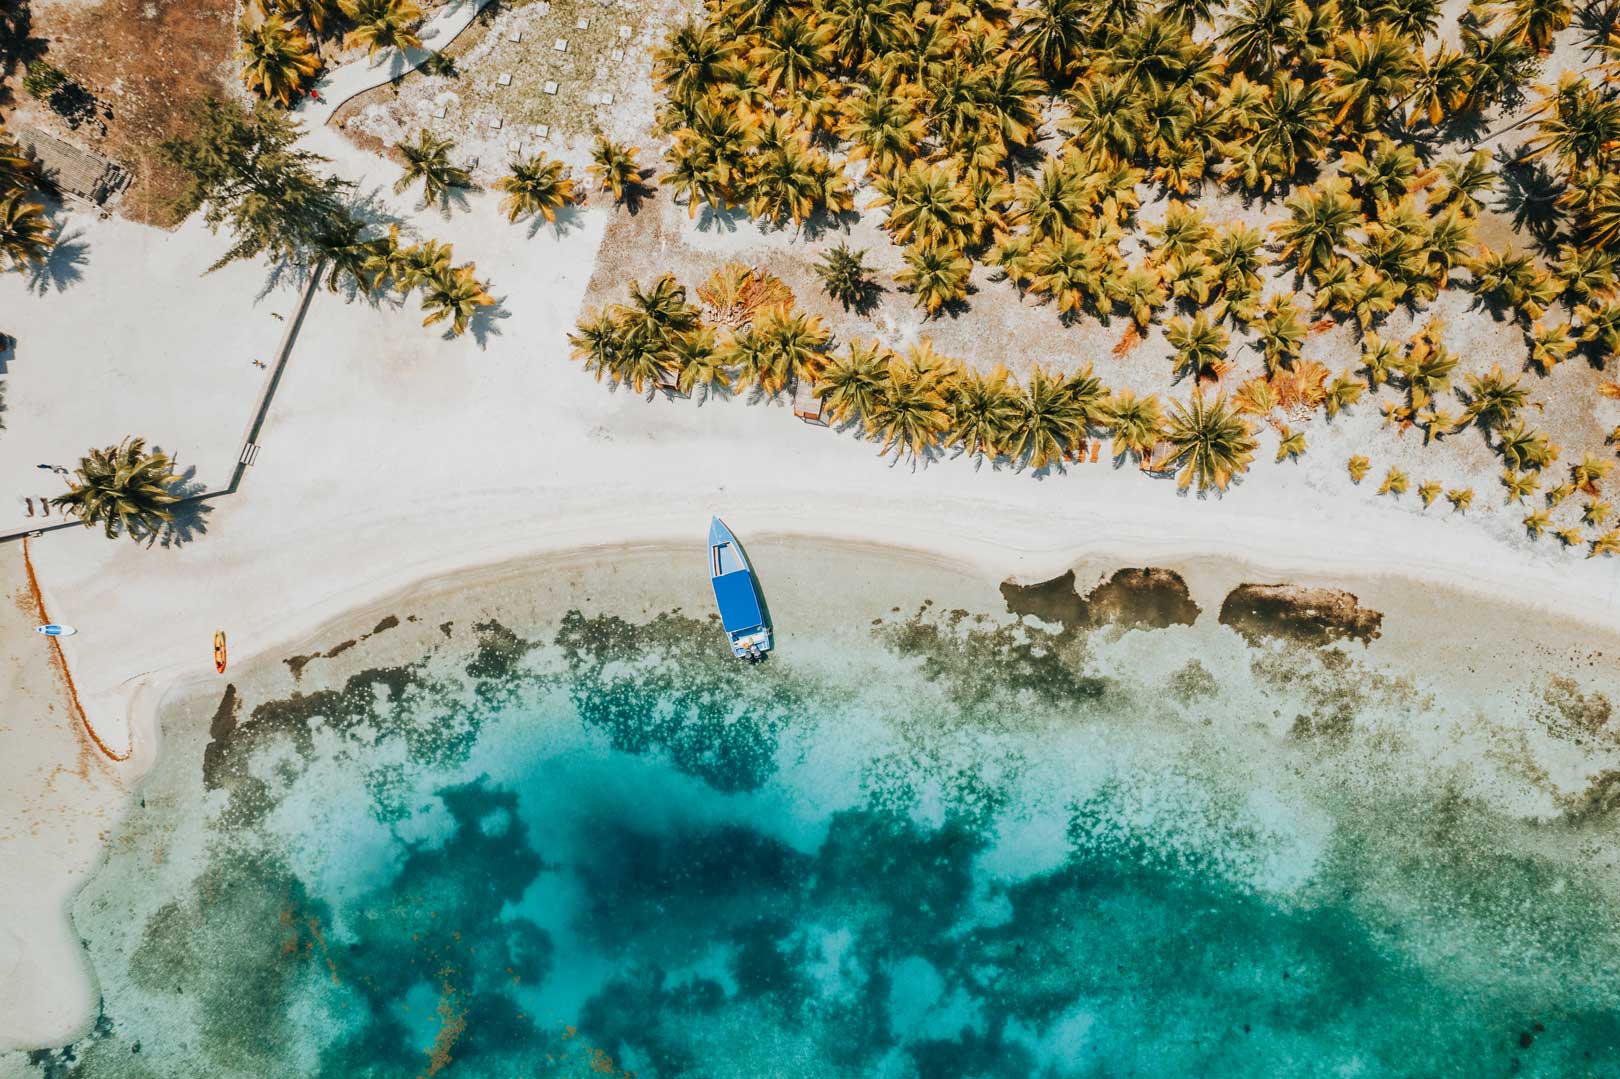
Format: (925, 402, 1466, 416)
(1218, 584, 1383, 646)
(1000, 567, 1201, 632)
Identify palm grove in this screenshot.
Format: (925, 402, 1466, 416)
(572, 0, 1620, 531)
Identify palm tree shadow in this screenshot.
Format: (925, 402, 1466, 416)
(695, 204, 750, 233)
(1494, 150, 1564, 249)
(348, 184, 410, 230)
(26, 222, 90, 294)
(525, 203, 587, 240)
(465, 299, 510, 347)
(255, 260, 318, 304)
(432, 183, 478, 219)
(800, 206, 860, 241)
(154, 465, 213, 549)
(619, 173, 657, 216)
(692, 381, 737, 406)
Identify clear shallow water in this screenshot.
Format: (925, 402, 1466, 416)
(21, 580, 1620, 1079)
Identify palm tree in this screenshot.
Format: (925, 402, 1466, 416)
(1166, 313, 1229, 382)
(235, 16, 320, 107)
(569, 308, 626, 382)
(748, 139, 826, 224)
(1528, 320, 1575, 372)
(314, 211, 380, 293)
(494, 154, 576, 223)
(876, 160, 968, 248)
(869, 359, 949, 458)
(1247, 76, 1329, 185)
(1220, 0, 1295, 75)
(419, 263, 494, 336)
(1273, 179, 1359, 276)
(1112, 265, 1166, 329)
(815, 340, 890, 426)
(815, 243, 876, 311)
(1062, 77, 1145, 162)
(839, 83, 927, 177)
(1324, 371, 1366, 417)
(1013, 159, 1088, 241)
(819, 0, 913, 66)
(1015, 0, 1089, 77)
(898, 243, 971, 315)
(1572, 451, 1614, 494)
(1008, 366, 1088, 470)
(654, 20, 738, 106)
(1406, 45, 1472, 126)
(1502, 469, 1540, 502)
(1524, 74, 1620, 173)
(1103, 389, 1165, 462)
(1457, 363, 1529, 428)
(394, 130, 470, 204)
(1252, 295, 1306, 373)
(393, 237, 453, 293)
(755, 304, 832, 390)
(588, 137, 644, 203)
(52, 438, 181, 541)
(1497, 419, 1558, 471)
(948, 366, 1022, 459)
(1506, 0, 1574, 50)
(1431, 151, 1497, 215)
(1162, 392, 1257, 492)
(340, 0, 423, 53)
(258, 0, 343, 37)
(0, 132, 40, 194)
(1324, 28, 1416, 130)
(674, 327, 730, 398)
(747, 14, 833, 95)
(0, 193, 52, 270)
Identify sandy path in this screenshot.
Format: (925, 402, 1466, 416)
(299, 0, 495, 126)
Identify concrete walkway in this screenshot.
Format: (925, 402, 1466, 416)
(300, 0, 495, 127)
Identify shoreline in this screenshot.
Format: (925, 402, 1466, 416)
(11, 512, 1620, 1054)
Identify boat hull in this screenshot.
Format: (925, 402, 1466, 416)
(709, 518, 772, 659)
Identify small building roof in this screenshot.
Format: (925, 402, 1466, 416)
(14, 125, 125, 205)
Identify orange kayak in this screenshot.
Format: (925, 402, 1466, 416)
(213, 631, 227, 674)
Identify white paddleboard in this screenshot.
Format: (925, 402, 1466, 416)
(35, 624, 76, 637)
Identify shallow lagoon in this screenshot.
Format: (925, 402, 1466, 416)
(21, 542, 1620, 1078)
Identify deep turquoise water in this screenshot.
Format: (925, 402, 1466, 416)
(20, 598, 1620, 1078)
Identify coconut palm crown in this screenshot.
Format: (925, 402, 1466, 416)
(52, 438, 183, 541)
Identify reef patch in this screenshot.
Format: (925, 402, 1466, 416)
(1000, 568, 1200, 632)
(1218, 584, 1383, 646)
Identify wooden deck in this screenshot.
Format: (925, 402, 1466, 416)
(791, 378, 826, 425)
(15, 125, 127, 206)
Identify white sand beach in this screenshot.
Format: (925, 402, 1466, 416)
(7, 15, 1620, 1051)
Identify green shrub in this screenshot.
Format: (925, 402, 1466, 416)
(23, 59, 66, 99)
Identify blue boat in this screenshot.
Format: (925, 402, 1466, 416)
(709, 517, 772, 660)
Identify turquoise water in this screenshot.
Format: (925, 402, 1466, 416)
(20, 588, 1620, 1078)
